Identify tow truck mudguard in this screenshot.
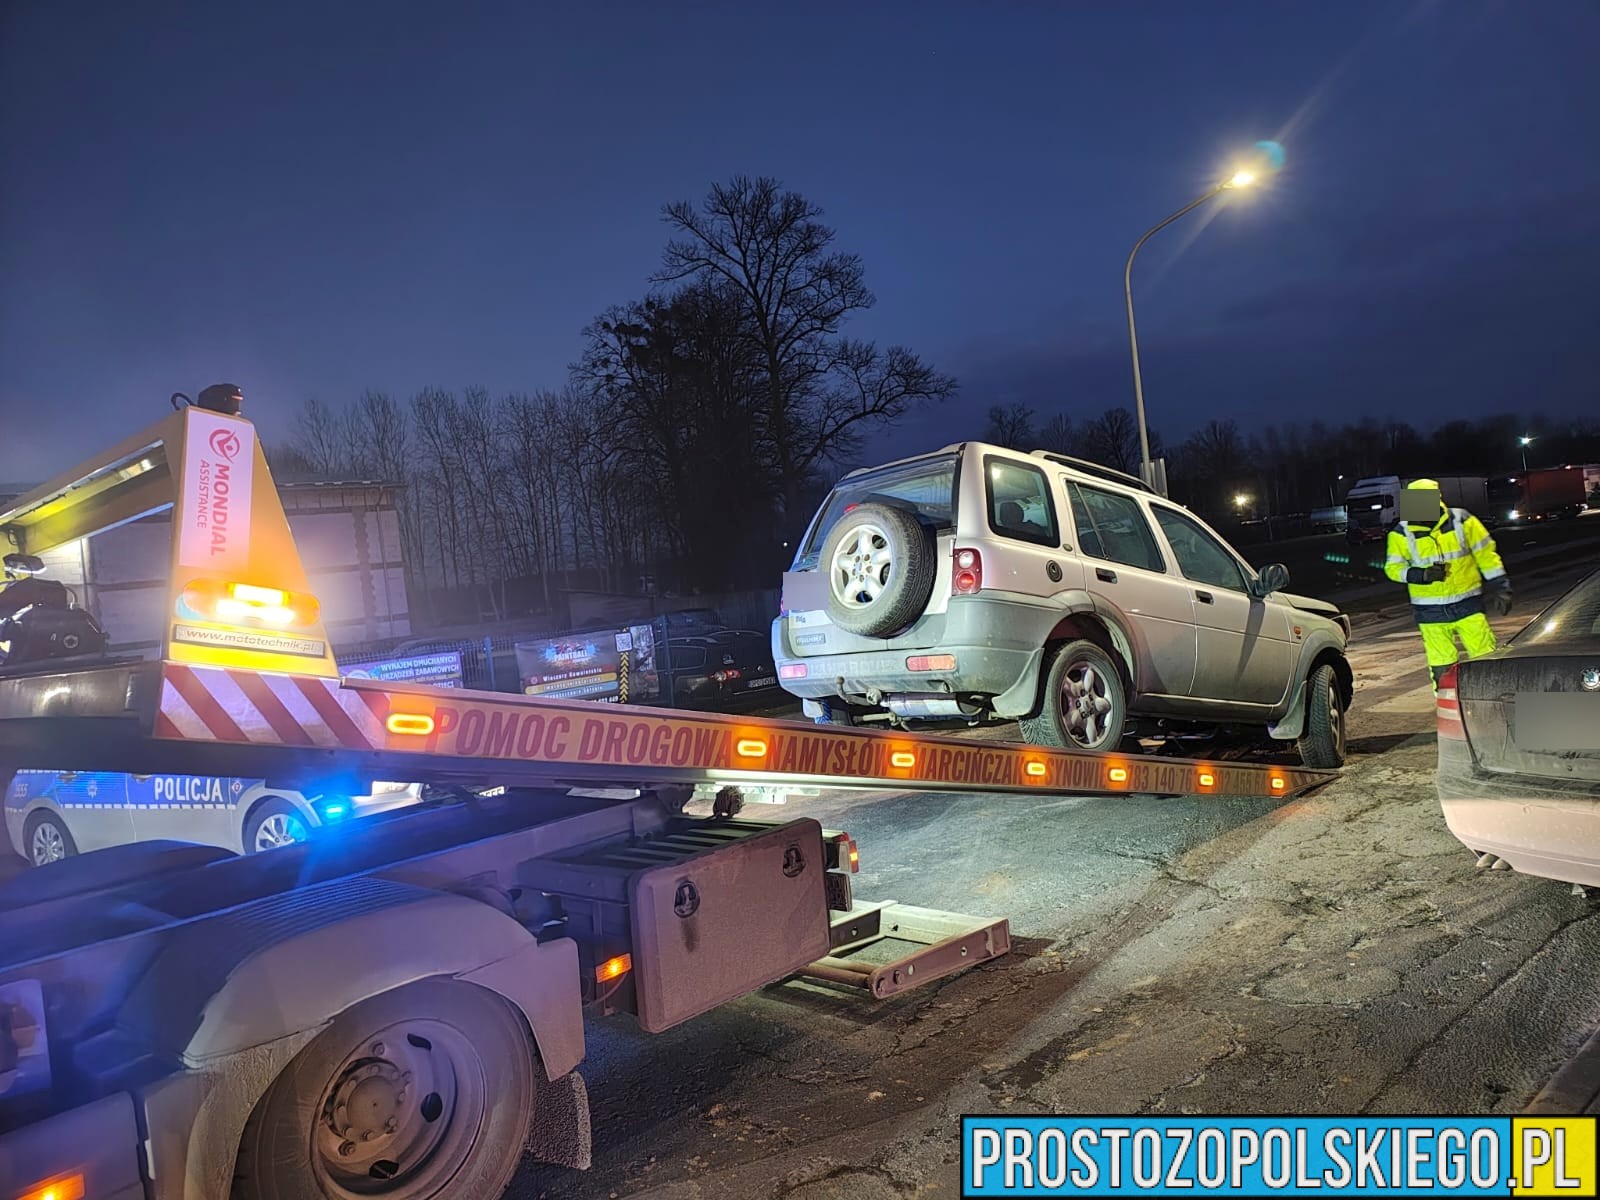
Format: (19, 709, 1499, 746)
(114, 876, 584, 1200)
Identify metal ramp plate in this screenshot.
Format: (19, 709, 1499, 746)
(801, 900, 1011, 999)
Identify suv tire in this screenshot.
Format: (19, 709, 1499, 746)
(820, 503, 935, 638)
(1296, 662, 1346, 768)
(1020, 640, 1127, 753)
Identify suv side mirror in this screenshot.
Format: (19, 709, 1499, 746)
(1253, 563, 1291, 598)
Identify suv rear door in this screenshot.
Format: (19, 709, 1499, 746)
(1149, 504, 1295, 707)
(1062, 481, 1196, 699)
(779, 454, 957, 657)
(980, 454, 1084, 598)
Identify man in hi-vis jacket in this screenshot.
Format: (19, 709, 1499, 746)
(1383, 478, 1511, 687)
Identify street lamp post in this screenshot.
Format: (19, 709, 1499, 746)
(1124, 144, 1282, 492)
(1519, 435, 1533, 472)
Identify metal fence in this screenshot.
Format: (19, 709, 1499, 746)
(337, 588, 782, 698)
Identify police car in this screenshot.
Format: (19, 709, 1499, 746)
(4, 769, 423, 867)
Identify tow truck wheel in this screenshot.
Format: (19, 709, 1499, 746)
(24, 810, 77, 866)
(233, 980, 536, 1200)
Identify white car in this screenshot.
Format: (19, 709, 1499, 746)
(5, 769, 423, 867)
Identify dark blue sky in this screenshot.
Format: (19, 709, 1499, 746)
(3, 1, 1597, 484)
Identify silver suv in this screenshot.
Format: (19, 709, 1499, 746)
(772, 443, 1352, 767)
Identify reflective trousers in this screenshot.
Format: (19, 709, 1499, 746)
(1419, 613, 1497, 686)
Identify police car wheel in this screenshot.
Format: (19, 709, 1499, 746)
(25, 811, 77, 866)
(244, 799, 311, 853)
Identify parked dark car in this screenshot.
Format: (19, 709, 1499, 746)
(1437, 566, 1600, 886)
(665, 627, 781, 711)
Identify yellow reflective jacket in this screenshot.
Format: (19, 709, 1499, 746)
(1384, 507, 1506, 623)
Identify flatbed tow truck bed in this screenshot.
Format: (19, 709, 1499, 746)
(0, 402, 1330, 1200)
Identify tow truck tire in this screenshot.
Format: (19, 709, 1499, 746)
(1296, 663, 1347, 769)
(232, 980, 536, 1200)
(24, 810, 77, 866)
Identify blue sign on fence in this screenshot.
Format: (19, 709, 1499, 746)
(343, 650, 464, 688)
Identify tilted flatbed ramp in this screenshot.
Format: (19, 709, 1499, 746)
(0, 657, 1332, 798)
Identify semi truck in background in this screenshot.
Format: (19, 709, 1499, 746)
(1508, 465, 1590, 523)
(1343, 475, 1490, 543)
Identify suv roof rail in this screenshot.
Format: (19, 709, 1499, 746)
(1029, 451, 1154, 494)
(842, 444, 966, 480)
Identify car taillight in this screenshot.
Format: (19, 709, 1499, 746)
(778, 663, 808, 680)
(1436, 663, 1464, 738)
(711, 668, 743, 684)
(906, 654, 956, 672)
(953, 547, 983, 595)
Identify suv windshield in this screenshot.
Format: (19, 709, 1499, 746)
(797, 454, 957, 567)
(1511, 570, 1600, 648)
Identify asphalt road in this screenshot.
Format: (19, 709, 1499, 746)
(516, 562, 1600, 1200)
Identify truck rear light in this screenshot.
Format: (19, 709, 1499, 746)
(17, 1177, 85, 1200)
(1107, 765, 1129, 784)
(386, 712, 436, 736)
(779, 663, 808, 680)
(822, 832, 860, 872)
(906, 654, 956, 672)
(890, 750, 916, 769)
(735, 737, 768, 759)
(178, 579, 320, 629)
(1436, 663, 1465, 738)
(596, 953, 632, 983)
(952, 547, 983, 595)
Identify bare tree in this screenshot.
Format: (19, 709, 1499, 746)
(657, 175, 954, 514)
(292, 397, 352, 476)
(985, 402, 1035, 448)
(1078, 407, 1150, 475)
(1037, 413, 1076, 455)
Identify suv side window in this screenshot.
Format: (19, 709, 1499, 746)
(1152, 506, 1249, 592)
(1065, 482, 1165, 573)
(984, 456, 1059, 548)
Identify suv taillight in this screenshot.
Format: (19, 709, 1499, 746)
(1436, 663, 1463, 738)
(953, 548, 983, 595)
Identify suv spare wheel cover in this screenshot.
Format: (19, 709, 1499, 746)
(820, 502, 936, 638)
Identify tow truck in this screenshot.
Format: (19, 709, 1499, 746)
(0, 398, 1333, 1200)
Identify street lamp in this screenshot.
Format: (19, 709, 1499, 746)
(1519, 435, 1533, 471)
(1125, 142, 1284, 492)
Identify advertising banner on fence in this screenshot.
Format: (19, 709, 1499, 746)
(343, 650, 464, 688)
(514, 624, 659, 703)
